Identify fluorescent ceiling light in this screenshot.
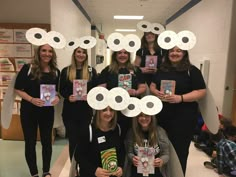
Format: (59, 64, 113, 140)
(114, 15, 144, 20)
(115, 29, 137, 32)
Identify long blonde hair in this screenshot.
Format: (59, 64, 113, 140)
(93, 108, 117, 130)
(67, 47, 90, 82)
(31, 44, 58, 80)
(109, 50, 136, 74)
(132, 115, 158, 147)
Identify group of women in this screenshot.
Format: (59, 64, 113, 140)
(14, 30, 206, 177)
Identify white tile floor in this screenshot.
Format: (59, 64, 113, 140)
(58, 142, 219, 177)
(186, 142, 218, 177)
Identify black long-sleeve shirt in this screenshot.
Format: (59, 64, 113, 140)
(77, 124, 125, 177)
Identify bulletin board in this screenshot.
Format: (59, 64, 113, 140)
(0, 23, 50, 140)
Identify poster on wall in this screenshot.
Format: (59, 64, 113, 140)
(15, 58, 32, 71)
(0, 72, 16, 86)
(0, 58, 14, 71)
(0, 44, 14, 57)
(14, 44, 32, 57)
(0, 29, 14, 43)
(13, 29, 28, 43)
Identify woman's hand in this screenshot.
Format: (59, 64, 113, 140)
(141, 67, 156, 74)
(132, 156, 139, 167)
(127, 89, 137, 96)
(51, 95, 60, 105)
(153, 158, 163, 167)
(31, 98, 45, 107)
(95, 167, 110, 177)
(164, 94, 182, 103)
(68, 94, 77, 102)
(150, 86, 165, 100)
(111, 167, 123, 177)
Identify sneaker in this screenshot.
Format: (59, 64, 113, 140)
(204, 161, 216, 169)
(194, 143, 207, 150)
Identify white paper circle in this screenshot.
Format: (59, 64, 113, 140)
(87, 87, 109, 110)
(78, 36, 97, 49)
(124, 34, 141, 53)
(25, 28, 47, 46)
(107, 33, 125, 51)
(151, 23, 165, 35)
(137, 21, 152, 32)
(140, 95, 163, 116)
(107, 87, 130, 111)
(157, 30, 177, 50)
(65, 38, 80, 50)
(177, 30, 196, 50)
(121, 97, 142, 117)
(46, 31, 66, 49)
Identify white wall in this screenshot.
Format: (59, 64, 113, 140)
(222, 1, 236, 117)
(50, 0, 91, 70)
(166, 0, 234, 116)
(0, 0, 50, 23)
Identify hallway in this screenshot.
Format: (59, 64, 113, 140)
(0, 139, 218, 177)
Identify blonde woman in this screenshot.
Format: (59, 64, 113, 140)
(98, 49, 146, 137)
(15, 44, 60, 177)
(59, 47, 98, 173)
(77, 106, 124, 177)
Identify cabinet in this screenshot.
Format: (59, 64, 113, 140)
(0, 23, 51, 140)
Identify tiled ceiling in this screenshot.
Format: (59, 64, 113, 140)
(77, 0, 191, 37)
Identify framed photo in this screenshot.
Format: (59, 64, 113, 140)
(0, 58, 14, 71)
(13, 29, 28, 43)
(0, 29, 14, 43)
(15, 58, 32, 71)
(0, 72, 15, 86)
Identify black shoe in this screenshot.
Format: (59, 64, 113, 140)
(42, 172, 51, 177)
(194, 143, 208, 150)
(204, 161, 216, 169)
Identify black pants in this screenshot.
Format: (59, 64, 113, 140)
(21, 107, 54, 176)
(63, 116, 92, 162)
(168, 133, 192, 175)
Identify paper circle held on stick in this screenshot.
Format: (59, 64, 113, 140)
(137, 21, 152, 32)
(87, 87, 109, 110)
(121, 97, 142, 117)
(78, 36, 97, 49)
(124, 34, 141, 53)
(107, 33, 125, 51)
(177, 30, 196, 50)
(157, 30, 177, 50)
(65, 38, 80, 50)
(25, 28, 47, 46)
(107, 87, 130, 111)
(46, 31, 66, 49)
(151, 23, 165, 35)
(140, 95, 163, 116)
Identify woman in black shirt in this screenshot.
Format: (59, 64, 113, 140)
(135, 32, 164, 86)
(150, 46, 206, 174)
(15, 44, 60, 177)
(98, 49, 146, 137)
(59, 47, 97, 172)
(77, 106, 124, 177)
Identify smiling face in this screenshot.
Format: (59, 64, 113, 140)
(99, 107, 115, 124)
(39, 44, 53, 64)
(144, 32, 156, 43)
(74, 47, 87, 65)
(137, 113, 151, 131)
(168, 46, 185, 64)
(116, 49, 129, 66)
